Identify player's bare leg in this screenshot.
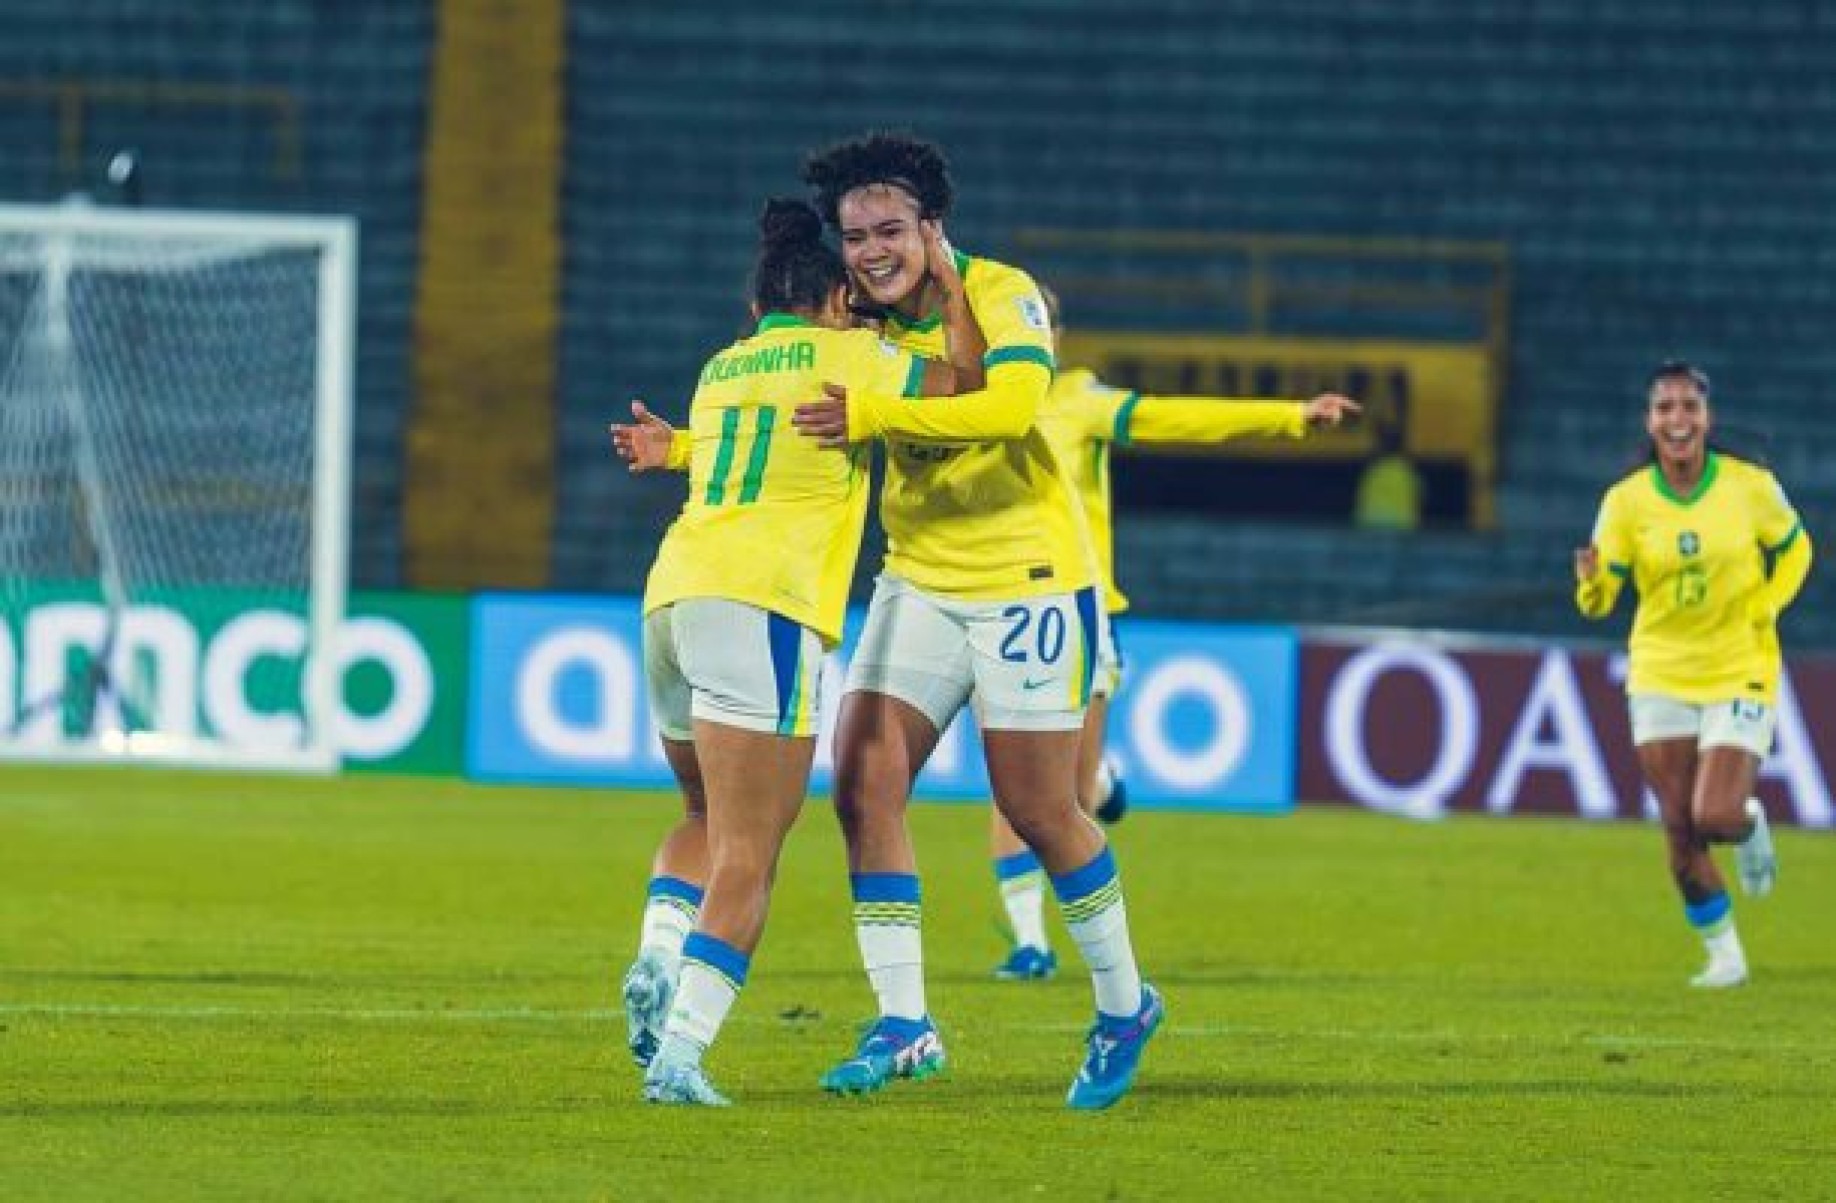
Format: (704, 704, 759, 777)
(1692, 746, 1774, 896)
(644, 720, 814, 1105)
(1640, 739, 1746, 987)
(822, 689, 947, 1094)
(623, 737, 711, 1067)
(985, 728, 1160, 1109)
(988, 693, 1122, 979)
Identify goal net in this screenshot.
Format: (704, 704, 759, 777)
(0, 199, 355, 771)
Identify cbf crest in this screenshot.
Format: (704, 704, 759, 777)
(1678, 531, 1701, 557)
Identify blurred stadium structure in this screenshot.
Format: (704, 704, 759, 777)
(1, 1, 1831, 646)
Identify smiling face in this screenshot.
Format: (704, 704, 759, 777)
(1646, 374, 1711, 467)
(836, 184, 929, 313)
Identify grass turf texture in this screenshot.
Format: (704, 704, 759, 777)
(2, 770, 1832, 1201)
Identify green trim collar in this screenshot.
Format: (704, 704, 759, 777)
(1650, 450, 1719, 507)
(885, 306, 942, 335)
(755, 312, 813, 333)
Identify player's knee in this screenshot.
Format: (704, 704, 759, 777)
(1691, 799, 1748, 843)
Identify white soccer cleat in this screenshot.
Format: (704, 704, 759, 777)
(1735, 798, 1777, 898)
(622, 950, 674, 1069)
(1689, 954, 1749, 989)
(643, 1057, 731, 1106)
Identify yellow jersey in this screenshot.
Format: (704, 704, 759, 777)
(848, 252, 1094, 600)
(1039, 368, 1308, 612)
(1577, 452, 1812, 704)
(644, 313, 924, 645)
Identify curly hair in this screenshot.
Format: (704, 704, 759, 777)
(802, 131, 954, 227)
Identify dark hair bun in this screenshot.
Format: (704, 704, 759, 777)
(759, 198, 824, 249)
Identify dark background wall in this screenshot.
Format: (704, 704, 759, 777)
(4, 1, 1831, 644)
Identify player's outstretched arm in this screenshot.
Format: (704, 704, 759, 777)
(1121, 391, 1358, 447)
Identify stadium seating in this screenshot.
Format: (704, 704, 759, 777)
(558, 2, 1836, 645)
(4, 3, 1829, 645)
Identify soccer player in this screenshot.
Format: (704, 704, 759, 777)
(790, 131, 1161, 1110)
(1574, 361, 1811, 989)
(988, 283, 1361, 982)
(614, 198, 952, 1105)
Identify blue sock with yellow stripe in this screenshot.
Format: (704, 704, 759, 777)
(1050, 846, 1144, 1020)
(656, 931, 750, 1065)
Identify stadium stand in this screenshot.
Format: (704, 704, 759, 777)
(2, 2, 1829, 646)
(559, 2, 1836, 646)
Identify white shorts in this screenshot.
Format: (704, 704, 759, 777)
(1628, 694, 1776, 758)
(844, 575, 1103, 732)
(643, 599, 823, 740)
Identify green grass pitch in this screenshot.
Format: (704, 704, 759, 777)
(2, 769, 1832, 1200)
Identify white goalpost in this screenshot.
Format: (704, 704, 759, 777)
(0, 198, 356, 771)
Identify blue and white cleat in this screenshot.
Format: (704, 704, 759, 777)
(643, 1057, 731, 1106)
(994, 944, 1059, 981)
(820, 1016, 946, 1095)
(1094, 758, 1129, 826)
(1066, 983, 1164, 1111)
(621, 950, 673, 1069)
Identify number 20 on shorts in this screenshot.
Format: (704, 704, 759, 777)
(1000, 602, 1068, 664)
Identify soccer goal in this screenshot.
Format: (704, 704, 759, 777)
(0, 198, 356, 771)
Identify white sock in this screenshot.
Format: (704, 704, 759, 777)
(639, 876, 702, 969)
(1704, 920, 1746, 967)
(852, 873, 926, 1020)
(657, 932, 748, 1064)
(1052, 847, 1144, 1019)
(995, 850, 1049, 951)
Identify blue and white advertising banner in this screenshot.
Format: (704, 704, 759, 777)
(467, 593, 1298, 811)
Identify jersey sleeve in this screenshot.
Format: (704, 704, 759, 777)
(1576, 485, 1631, 618)
(1753, 469, 1812, 618)
(972, 265, 1056, 378)
(1119, 397, 1307, 447)
(848, 260, 1054, 443)
(666, 429, 693, 471)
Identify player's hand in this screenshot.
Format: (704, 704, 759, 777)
(792, 383, 852, 448)
(1304, 393, 1362, 429)
(1574, 544, 1601, 582)
(609, 400, 674, 472)
(922, 220, 962, 303)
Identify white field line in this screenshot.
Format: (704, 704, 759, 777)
(1, 1002, 1828, 1056)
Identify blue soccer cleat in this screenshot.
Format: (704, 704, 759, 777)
(820, 1016, 946, 1095)
(621, 950, 673, 1069)
(1095, 758, 1129, 826)
(1066, 983, 1164, 1111)
(994, 944, 1059, 981)
(643, 1057, 731, 1107)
